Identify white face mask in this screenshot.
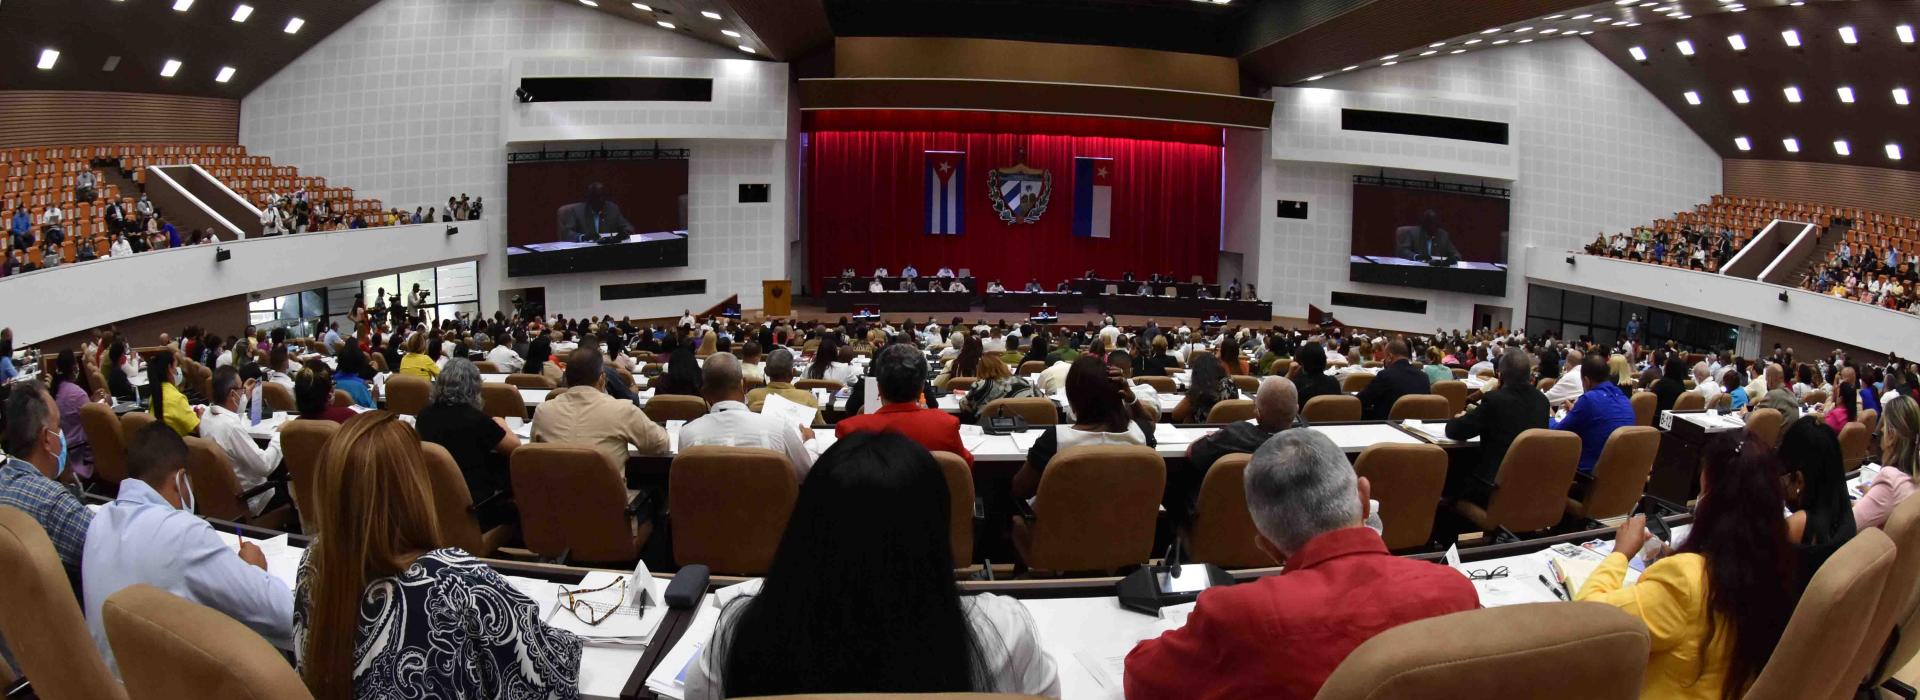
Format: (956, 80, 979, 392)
(174, 470, 196, 513)
(173, 367, 184, 386)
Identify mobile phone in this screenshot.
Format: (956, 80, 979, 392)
(1637, 496, 1674, 544)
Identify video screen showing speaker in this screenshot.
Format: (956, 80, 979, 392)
(506, 153, 689, 277)
(1348, 178, 1510, 296)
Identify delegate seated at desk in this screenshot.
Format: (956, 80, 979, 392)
(1055, 280, 1071, 293)
(935, 266, 955, 278)
(928, 279, 948, 293)
(948, 280, 968, 293)
(555, 182, 635, 243)
(868, 279, 886, 293)
(898, 278, 918, 292)
(873, 266, 890, 277)
(1024, 279, 1043, 292)
(1135, 283, 1153, 296)
(1393, 209, 1462, 261)
(901, 265, 918, 279)
(987, 280, 1006, 293)
(841, 267, 856, 277)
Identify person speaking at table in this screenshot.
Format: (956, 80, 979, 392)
(555, 182, 635, 243)
(1393, 209, 1461, 261)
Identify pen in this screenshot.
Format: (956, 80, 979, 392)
(1538, 574, 1568, 601)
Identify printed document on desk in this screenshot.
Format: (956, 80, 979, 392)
(542, 571, 669, 645)
(647, 601, 722, 700)
(759, 392, 818, 431)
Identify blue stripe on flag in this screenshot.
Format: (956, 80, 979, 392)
(1073, 158, 1095, 237)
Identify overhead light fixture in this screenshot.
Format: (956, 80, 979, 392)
(1464, 38, 1483, 45)
(1515, 27, 1533, 32)
(1593, 17, 1612, 23)
(738, 45, 755, 54)
(656, 20, 675, 28)
(1482, 27, 1502, 34)
(1573, 13, 1593, 19)
(101, 56, 120, 71)
(1429, 42, 1446, 48)
(1675, 39, 1695, 56)
(701, 10, 721, 19)
(721, 29, 741, 38)
(36, 49, 58, 70)
(1783, 86, 1802, 102)
(215, 66, 235, 82)
(172, 0, 193, 10)
(1732, 88, 1750, 103)
(1629, 46, 1647, 61)
(1838, 26, 1858, 44)
(1304, 75, 1324, 81)
(1615, 0, 1635, 5)
(1382, 60, 1398, 66)
(1381, 54, 1399, 60)
(1450, 49, 1467, 54)
(283, 17, 304, 33)
(631, 2, 652, 9)
(1834, 140, 1851, 156)
(1900, 25, 1916, 44)
(580, 0, 597, 6)
(1838, 86, 1855, 103)
(1341, 65, 1358, 71)
(160, 59, 182, 77)
(1541, 28, 1559, 35)
(1580, 31, 1594, 35)
(1783, 137, 1800, 153)
(1545, 14, 1565, 20)
(1518, 39, 1533, 44)
(1734, 137, 1751, 151)
(1420, 50, 1438, 56)
(1897, 88, 1912, 105)
(1781, 29, 1801, 47)
(1727, 34, 1746, 51)
(230, 3, 251, 21)
(1889, 144, 1904, 160)
(1684, 90, 1702, 105)
(1493, 39, 1509, 45)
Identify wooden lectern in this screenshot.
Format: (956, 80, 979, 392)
(762, 280, 793, 317)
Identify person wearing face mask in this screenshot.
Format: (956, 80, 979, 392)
(81, 423, 294, 676)
(0, 381, 94, 589)
(199, 366, 286, 516)
(148, 350, 199, 437)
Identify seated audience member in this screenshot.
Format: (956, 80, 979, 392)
(147, 350, 199, 436)
(934, 336, 982, 390)
(294, 363, 358, 423)
(1721, 368, 1749, 411)
(1134, 281, 1153, 296)
(737, 341, 768, 384)
(1141, 335, 1179, 376)
(1186, 376, 1301, 477)
(1544, 348, 1586, 408)
(1691, 361, 1722, 405)
(1012, 357, 1156, 500)
(747, 349, 823, 424)
(654, 336, 705, 397)
(1551, 354, 1637, 474)
(105, 340, 139, 401)
(1855, 394, 1918, 529)
(1024, 279, 1042, 292)
(803, 334, 857, 387)
(1750, 363, 1800, 421)
(1021, 332, 1052, 367)
(264, 344, 297, 391)
(332, 345, 377, 408)
(483, 333, 525, 373)
(1651, 356, 1690, 415)
(1776, 416, 1858, 592)
(898, 277, 917, 292)
(685, 432, 1058, 699)
(1421, 346, 1454, 385)
(1822, 381, 1858, 435)
(1, 381, 94, 585)
(83, 423, 294, 675)
(296, 411, 582, 698)
(1289, 343, 1342, 406)
(1125, 429, 1477, 699)
(415, 358, 519, 529)
(836, 344, 972, 465)
(531, 348, 669, 475)
(1447, 348, 1550, 500)
(49, 350, 101, 479)
(987, 279, 1006, 293)
(1575, 433, 1794, 700)
(679, 353, 814, 481)
(948, 278, 968, 293)
(396, 332, 442, 380)
(1217, 336, 1249, 376)
(1176, 352, 1240, 424)
(1356, 340, 1430, 420)
(868, 278, 886, 293)
(203, 367, 284, 515)
(961, 353, 1036, 416)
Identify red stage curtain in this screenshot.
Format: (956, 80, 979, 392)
(804, 126, 1223, 293)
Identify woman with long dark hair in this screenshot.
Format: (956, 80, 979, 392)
(1022, 331, 1051, 367)
(1821, 381, 1858, 434)
(1652, 355, 1691, 415)
(936, 336, 983, 390)
(49, 350, 99, 478)
(1012, 356, 1156, 500)
(1776, 416, 1858, 592)
(1173, 351, 1239, 424)
(655, 337, 704, 397)
(805, 333, 853, 385)
(1576, 432, 1795, 700)
(687, 431, 1058, 699)
(1288, 343, 1342, 407)
(105, 339, 137, 401)
(147, 350, 198, 436)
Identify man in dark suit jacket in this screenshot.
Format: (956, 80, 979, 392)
(1445, 348, 1549, 501)
(1356, 339, 1430, 420)
(1393, 209, 1462, 260)
(555, 182, 634, 243)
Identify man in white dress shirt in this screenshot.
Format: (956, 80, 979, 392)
(83, 423, 294, 676)
(868, 278, 886, 293)
(1543, 348, 1585, 408)
(1691, 361, 1722, 405)
(200, 367, 284, 515)
(678, 353, 814, 482)
(482, 333, 525, 373)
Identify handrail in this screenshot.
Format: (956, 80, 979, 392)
(1757, 222, 1817, 284)
(146, 165, 244, 239)
(188, 162, 263, 218)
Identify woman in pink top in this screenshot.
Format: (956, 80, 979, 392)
(1855, 395, 1919, 529)
(1823, 382, 1857, 435)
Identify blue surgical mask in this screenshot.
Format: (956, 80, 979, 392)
(46, 428, 67, 478)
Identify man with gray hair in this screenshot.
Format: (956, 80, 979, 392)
(1750, 362, 1801, 422)
(1126, 429, 1477, 698)
(1185, 376, 1303, 485)
(679, 352, 814, 481)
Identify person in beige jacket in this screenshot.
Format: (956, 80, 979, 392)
(530, 347, 668, 476)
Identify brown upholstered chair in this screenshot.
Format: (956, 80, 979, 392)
(1430, 380, 1468, 416)
(1229, 374, 1259, 393)
(330, 389, 353, 408)
(368, 352, 389, 373)
(1802, 389, 1828, 406)
(1450, 367, 1469, 379)
(480, 382, 527, 421)
(946, 376, 978, 393)
(182, 436, 292, 529)
(1746, 528, 1896, 700)
(419, 442, 515, 557)
(472, 360, 502, 374)
(1853, 496, 1920, 696)
(1388, 394, 1451, 421)
(670, 446, 797, 575)
(1341, 373, 1373, 393)
(1861, 408, 1881, 444)
(1631, 390, 1657, 427)
(645, 394, 710, 423)
(1745, 407, 1785, 446)
(1133, 376, 1176, 393)
(1206, 399, 1256, 424)
(1313, 602, 1650, 700)
(1185, 453, 1269, 569)
(1536, 376, 1558, 392)
(737, 695, 1047, 699)
(104, 585, 314, 700)
(260, 381, 297, 413)
(1302, 395, 1362, 423)
(505, 373, 556, 390)
(1672, 391, 1706, 411)
(795, 378, 843, 393)
(1012, 445, 1165, 573)
(1707, 392, 1732, 411)
(512, 444, 652, 566)
(1454, 429, 1581, 535)
(1839, 422, 1871, 469)
(1352, 443, 1448, 551)
(0, 507, 129, 700)
(1269, 358, 1292, 378)
(383, 374, 431, 416)
(80, 401, 131, 489)
(121, 410, 156, 438)
(930, 451, 977, 568)
(1566, 426, 1660, 522)
(280, 419, 338, 535)
(1018, 360, 1048, 376)
(980, 397, 1060, 426)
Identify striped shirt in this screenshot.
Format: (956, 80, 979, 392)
(0, 456, 93, 583)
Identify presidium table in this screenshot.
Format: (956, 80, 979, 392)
(822, 290, 975, 313)
(1348, 255, 1507, 296)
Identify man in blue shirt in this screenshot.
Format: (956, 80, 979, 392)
(1550, 355, 1637, 474)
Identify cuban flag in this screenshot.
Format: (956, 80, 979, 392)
(925, 151, 965, 235)
(1073, 156, 1113, 238)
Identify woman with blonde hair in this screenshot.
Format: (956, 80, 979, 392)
(1608, 354, 1633, 388)
(294, 411, 580, 698)
(396, 331, 440, 380)
(961, 353, 1036, 416)
(1855, 394, 1919, 529)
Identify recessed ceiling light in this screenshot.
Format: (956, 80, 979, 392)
(701, 10, 722, 19)
(1381, 54, 1398, 61)
(1628, 46, 1648, 61)
(1481, 27, 1502, 34)
(1580, 31, 1594, 35)
(1420, 50, 1438, 56)
(738, 45, 755, 54)
(230, 3, 251, 21)
(1834, 140, 1851, 156)
(631, 2, 652, 9)
(283, 17, 304, 33)
(1783, 137, 1800, 152)
(1492, 39, 1509, 45)
(160, 59, 182, 77)
(1545, 14, 1565, 20)
(1784, 86, 1802, 103)
(101, 56, 119, 71)
(721, 29, 741, 38)
(1838, 86, 1855, 103)
(1889, 144, 1904, 160)
(1518, 39, 1533, 43)
(1593, 17, 1612, 23)
(1684, 90, 1702, 105)
(1727, 34, 1746, 50)
(1616, 0, 1635, 5)
(1897, 88, 1912, 105)
(1573, 13, 1593, 19)
(1541, 28, 1559, 35)
(1900, 25, 1916, 44)
(215, 66, 236, 82)
(1838, 26, 1858, 44)
(1305, 75, 1324, 81)
(1464, 38, 1482, 45)
(1730, 6, 1745, 12)
(1342, 65, 1358, 71)
(1450, 49, 1467, 54)
(1382, 61, 1398, 66)
(172, 0, 193, 10)
(1732, 88, 1750, 103)
(1734, 137, 1751, 151)
(1429, 42, 1446, 48)
(1515, 27, 1533, 32)
(1675, 39, 1695, 55)
(579, 0, 597, 6)
(656, 20, 675, 28)
(1781, 29, 1801, 47)
(36, 49, 58, 70)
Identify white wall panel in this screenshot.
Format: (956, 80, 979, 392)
(1271, 87, 1518, 180)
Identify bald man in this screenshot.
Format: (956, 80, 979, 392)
(1751, 362, 1802, 422)
(1544, 348, 1586, 408)
(677, 352, 814, 481)
(1188, 376, 1304, 477)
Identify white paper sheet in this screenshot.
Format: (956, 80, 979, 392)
(758, 392, 818, 431)
(645, 600, 721, 700)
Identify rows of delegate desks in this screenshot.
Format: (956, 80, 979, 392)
(818, 275, 1272, 320)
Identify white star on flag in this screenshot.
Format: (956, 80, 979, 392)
(1096, 166, 1108, 177)
(937, 162, 952, 174)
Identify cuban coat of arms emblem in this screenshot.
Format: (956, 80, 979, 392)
(987, 163, 1051, 225)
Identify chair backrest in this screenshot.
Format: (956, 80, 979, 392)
(0, 507, 128, 700)
(504, 373, 555, 390)
(1388, 394, 1451, 420)
(480, 382, 527, 420)
(930, 451, 976, 568)
(280, 419, 339, 534)
(1871, 495, 1920, 687)
(1204, 399, 1256, 424)
(1803, 389, 1829, 406)
(104, 584, 314, 700)
(947, 376, 978, 393)
(1708, 392, 1732, 411)
(1430, 380, 1468, 416)
(1839, 422, 1871, 469)
(80, 401, 130, 487)
(368, 353, 388, 372)
(1745, 407, 1784, 446)
(383, 374, 431, 416)
(1450, 367, 1469, 379)
(669, 446, 798, 575)
(1027, 445, 1165, 572)
(1861, 408, 1880, 441)
(1484, 429, 1582, 532)
(418, 442, 493, 556)
(1341, 373, 1373, 393)
(1572, 426, 1661, 521)
(981, 397, 1059, 426)
(260, 381, 296, 413)
(472, 360, 502, 373)
(1302, 394, 1362, 423)
(1018, 360, 1048, 376)
(511, 444, 644, 564)
(182, 436, 249, 522)
(1134, 376, 1176, 393)
(1229, 374, 1259, 393)
(1747, 528, 1896, 700)
(330, 389, 352, 408)
(120, 409, 156, 438)
(1630, 390, 1658, 427)
(1673, 391, 1706, 411)
(1352, 443, 1448, 550)
(645, 394, 710, 423)
(1536, 376, 1558, 392)
(794, 378, 843, 393)
(1313, 602, 1650, 700)
(1186, 453, 1269, 568)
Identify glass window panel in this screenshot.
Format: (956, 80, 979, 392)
(1563, 292, 1593, 324)
(435, 262, 478, 303)
(1528, 285, 1561, 318)
(1592, 297, 1622, 329)
(1563, 323, 1590, 341)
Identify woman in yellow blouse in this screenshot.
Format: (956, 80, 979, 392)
(1576, 433, 1795, 700)
(396, 332, 440, 380)
(147, 350, 199, 436)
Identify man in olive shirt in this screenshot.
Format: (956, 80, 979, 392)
(1751, 363, 1802, 422)
(744, 349, 822, 425)
(530, 347, 669, 476)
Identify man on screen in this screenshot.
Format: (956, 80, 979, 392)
(556, 182, 635, 243)
(1393, 209, 1462, 261)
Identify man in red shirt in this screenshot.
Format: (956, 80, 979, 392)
(834, 343, 973, 465)
(1125, 429, 1476, 699)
